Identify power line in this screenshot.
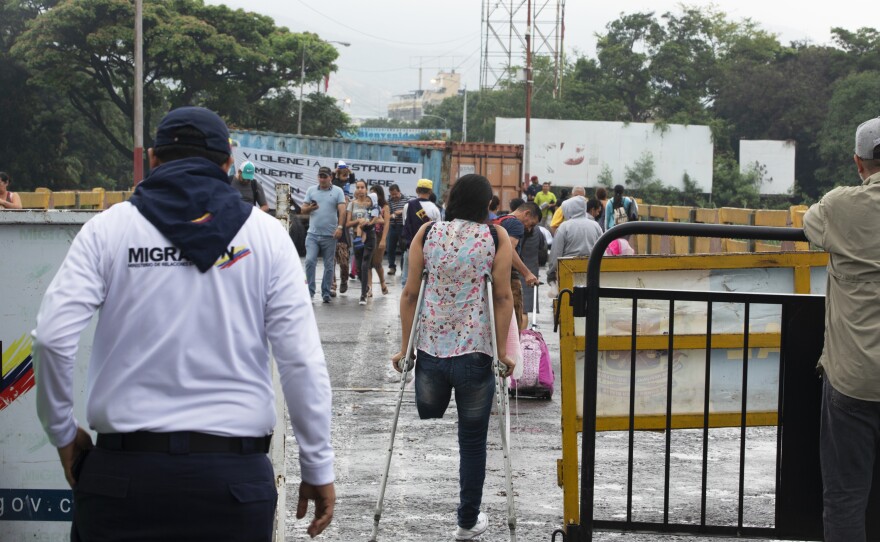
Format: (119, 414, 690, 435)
(296, 0, 474, 46)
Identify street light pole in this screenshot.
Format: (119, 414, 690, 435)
(297, 41, 306, 136)
(462, 85, 467, 143)
(133, 0, 144, 186)
(421, 114, 447, 128)
(297, 40, 350, 136)
(524, 0, 533, 194)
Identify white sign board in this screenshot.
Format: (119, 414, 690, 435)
(0, 211, 288, 540)
(739, 140, 796, 195)
(1, 212, 97, 539)
(232, 147, 424, 208)
(495, 118, 713, 192)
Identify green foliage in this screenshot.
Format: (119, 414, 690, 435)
(596, 164, 615, 187)
(3, 0, 346, 188)
(681, 173, 709, 207)
(815, 70, 880, 193)
(622, 151, 681, 205)
(711, 154, 764, 208)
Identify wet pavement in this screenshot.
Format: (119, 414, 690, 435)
(282, 262, 798, 542)
(283, 263, 564, 541)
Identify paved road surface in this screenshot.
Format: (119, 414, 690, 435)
(282, 262, 799, 542)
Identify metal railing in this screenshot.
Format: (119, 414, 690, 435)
(568, 221, 835, 541)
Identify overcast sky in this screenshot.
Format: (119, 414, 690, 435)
(206, 0, 872, 119)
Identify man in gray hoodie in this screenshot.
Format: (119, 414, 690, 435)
(547, 197, 603, 283)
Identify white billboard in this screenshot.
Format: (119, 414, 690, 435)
(739, 140, 796, 195)
(495, 118, 713, 193)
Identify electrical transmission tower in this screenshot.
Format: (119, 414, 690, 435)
(480, 0, 566, 95)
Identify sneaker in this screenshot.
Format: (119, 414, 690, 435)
(359, 296, 367, 305)
(323, 296, 331, 303)
(340, 283, 348, 294)
(454, 512, 488, 540)
(387, 267, 396, 276)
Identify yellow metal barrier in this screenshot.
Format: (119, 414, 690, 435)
(52, 191, 77, 209)
(104, 191, 126, 207)
(18, 192, 50, 209)
(555, 251, 829, 527)
(77, 190, 104, 209)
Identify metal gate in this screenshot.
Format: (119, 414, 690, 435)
(565, 221, 880, 541)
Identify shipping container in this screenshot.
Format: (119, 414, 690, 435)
(400, 141, 524, 209)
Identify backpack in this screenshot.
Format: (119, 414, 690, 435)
(536, 228, 548, 267)
(613, 197, 637, 226)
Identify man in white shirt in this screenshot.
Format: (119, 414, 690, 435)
(32, 106, 335, 541)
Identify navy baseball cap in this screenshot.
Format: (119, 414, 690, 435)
(154, 106, 231, 155)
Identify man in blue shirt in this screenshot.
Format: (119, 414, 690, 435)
(303, 166, 347, 302)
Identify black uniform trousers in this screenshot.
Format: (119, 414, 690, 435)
(71, 437, 276, 542)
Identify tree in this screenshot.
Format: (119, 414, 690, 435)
(650, 8, 720, 124)
(831, 27, 880, 72)
(564, 56, 629, 121)
(815, 70, 880, 193)
(714, 42, 849, 198)
(1, 0, 129, 189)
(594, 12, 661, 122)
(12, 0, 344, 159)
(237, 89, 351, 137)
(597, 164, 615, 187)
(711, 154, 764, 208)
(624, 151, 672, 203)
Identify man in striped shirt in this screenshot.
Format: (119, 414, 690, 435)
(385, 184, 407, 276)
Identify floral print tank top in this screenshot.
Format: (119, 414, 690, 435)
(416, 219, 495, 358)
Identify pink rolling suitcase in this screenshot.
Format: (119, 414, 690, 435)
(510, 283, 554, 399)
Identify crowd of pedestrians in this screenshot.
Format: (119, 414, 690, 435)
(292, 161, 640, 315)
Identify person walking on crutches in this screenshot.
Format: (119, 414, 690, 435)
(386, 174, 516, 541)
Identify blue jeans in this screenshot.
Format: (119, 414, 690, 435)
(305, 233, 337, 298)
(354, 229, 376, 298)
(820, 377, 880, 542)
(415, 350, 495, 529)
(386, 223, 403, 270)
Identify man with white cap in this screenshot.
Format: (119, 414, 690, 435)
(233, 160, 269, 212)
(400, 178, 441, 287)
(803, 116, 880, 542)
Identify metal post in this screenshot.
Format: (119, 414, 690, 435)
(462, 84, 468, 143)
(297, 41, 305, 136)
(133, 0, 144, 186)
(524, 0, 533, 194)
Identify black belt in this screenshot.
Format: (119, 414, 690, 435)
(97, 431, 272, 455)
